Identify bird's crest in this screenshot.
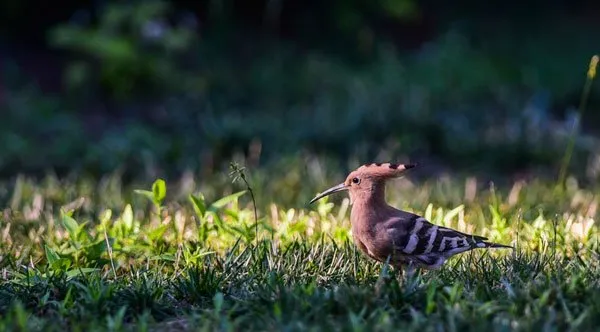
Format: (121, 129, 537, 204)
(353, 162, 416, 179)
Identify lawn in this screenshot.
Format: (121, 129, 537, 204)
(1, 3, 599, 330)
(0, 163, 598, 331)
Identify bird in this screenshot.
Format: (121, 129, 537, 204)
(309, 162, 513, 273)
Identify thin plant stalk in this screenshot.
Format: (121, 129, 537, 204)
(230, 162, 259, 246)
(557, 55, 599, 189)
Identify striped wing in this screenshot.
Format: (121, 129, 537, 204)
(387, 214, 491, 269)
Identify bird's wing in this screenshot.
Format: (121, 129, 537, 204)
(385, 213, 490, 267)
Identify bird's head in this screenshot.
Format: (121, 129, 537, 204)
(309, 162, 416, 204)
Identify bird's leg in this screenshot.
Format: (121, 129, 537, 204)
(374, 261, 395, 296)
(395, 265, 403, 279)
(392, 264, 404, 286)
(405, 261, 416, 280)
(374, 276, 386, 296)
(396, 261, 418, 287)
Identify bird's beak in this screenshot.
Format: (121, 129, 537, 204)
(309, 183, 348, 204)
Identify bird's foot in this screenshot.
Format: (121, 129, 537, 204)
(398, 263, 421, 289)
(374, 263, 396, 296)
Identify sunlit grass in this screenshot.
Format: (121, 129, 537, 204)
(1, 165, 600, 330)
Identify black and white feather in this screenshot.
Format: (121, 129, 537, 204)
(387, 214, 512, 269)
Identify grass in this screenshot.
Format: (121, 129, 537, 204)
(1, 6, 598, 330)
(1, 162, 600, 331)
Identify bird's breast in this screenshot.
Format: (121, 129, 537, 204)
(350, 217, 391, 262)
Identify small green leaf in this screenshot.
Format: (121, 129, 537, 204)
(424, 203, 433, 220)
(134, 189, 155, 202)
(61, 215, 79, 239)
(443, 205, 464, 224)
(189, 193, 207, 218)
(65, 268, 101, 279)
(210, 191, 246, 210)
(85, 239, 108, 260)
(152, 178, 166, 204)
(146, 224, 169, 242)
(100, 209, 113, 225)
(122, 204, 134, 230)
(45, 245, 60, 266)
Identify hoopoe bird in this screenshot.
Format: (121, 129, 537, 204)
(309, 162, 512, 272)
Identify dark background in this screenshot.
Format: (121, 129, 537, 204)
(0, 0, 599, 185)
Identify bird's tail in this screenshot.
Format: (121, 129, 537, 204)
(482, 241, 514, 249)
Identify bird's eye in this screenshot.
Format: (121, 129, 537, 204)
(351, 177, 360, 184)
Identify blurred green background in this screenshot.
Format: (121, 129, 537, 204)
(0, 0, 598, 185)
